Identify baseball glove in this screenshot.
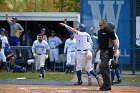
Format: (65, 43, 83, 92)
(110, 59, 119, 69)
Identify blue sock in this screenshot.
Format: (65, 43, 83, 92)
(40, 67, 44, 76)
(3, 62, 8, 72)
(90, 70, 97, 78)
(94, 63, 98, 71)
(70, 65, 74, 72)
(86, 71, 90, 76)
(111, 70, 115, 82)
(115, 69, 120, 80)
(50, 62, 54, 69)
(77, 70, 82, 82)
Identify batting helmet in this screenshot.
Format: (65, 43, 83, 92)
(77, 24, 86, 32)
(12, 17, 17, 21)
(0, 28, 6, 32)
(107, 22, 115, 30)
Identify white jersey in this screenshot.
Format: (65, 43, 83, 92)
(74, 31, 93, 50)
(48, 36, 62, 49)
(0, 35, 9, 48)
(64, 38, 76, 53)
(32, 40, 50, 54)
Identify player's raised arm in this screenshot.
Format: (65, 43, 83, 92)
(5, 12, 12, 24)
(59, 23, 78, 34)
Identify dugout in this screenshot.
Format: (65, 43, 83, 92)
(0, 12, 80, 67)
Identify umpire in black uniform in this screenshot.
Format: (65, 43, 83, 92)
(94, 19, 118, 91)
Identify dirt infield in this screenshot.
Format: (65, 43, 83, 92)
(0, 84, 140, 93)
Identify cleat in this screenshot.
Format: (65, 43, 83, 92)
(88, 76, 92, 86)
(71, 71, 74, 75)
(73, 81, 82, 85)
(65, 69, 69, 74)
(97, 76, 102, 87)
(99, 87, 111, 91)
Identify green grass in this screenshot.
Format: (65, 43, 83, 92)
(0, 72, 74, 81)
(121, 76, 140, 83)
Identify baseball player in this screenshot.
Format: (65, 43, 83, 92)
(90, 27, 101, 72)
(0, 28, 15, 71)
(48, 30, 63, 71)
(59, 23, 102, 86)
(0, 28, 9, 72)
(32, 34, 50, 78)
(107, 22, 121, 85)
(64, 33, 76, 74)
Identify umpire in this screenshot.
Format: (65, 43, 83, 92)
(94, 19, 118, 91)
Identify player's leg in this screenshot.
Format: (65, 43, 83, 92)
(0, 50, 8, 72)
(54, 49, 59, 71)
(65, 52, 71, 73)
(70, 52, 76, 74)
(39, 55, 46, 78)
(49, 49, 55, 71)
(111, 69, 115, 85)
(114, 69, 121, 83)
(74, 51, 83, 85)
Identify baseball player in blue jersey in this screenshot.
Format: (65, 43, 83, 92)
(64, 33, 76, 74)
(32, 34, 50, 78)
(60, 23, 102, 86)
(107, 22, 121, 85)
(48, 30, 63, 71)
(0, 28, 9, 72)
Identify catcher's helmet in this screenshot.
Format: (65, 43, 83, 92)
(77, 24, 86, 32)
(107, 22, 115, 30)
(0, 28, 6, 32)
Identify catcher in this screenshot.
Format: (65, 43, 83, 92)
(107, 22, 121, 85)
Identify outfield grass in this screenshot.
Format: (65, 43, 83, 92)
(0, 72, 74, 81)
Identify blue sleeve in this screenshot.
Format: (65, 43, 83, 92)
(66, 28, 73, 35)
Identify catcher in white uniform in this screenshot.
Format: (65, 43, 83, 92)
(32, 34, 50, 78)
(0, 28, 9, 72)
(60, 23, 101, 86)
(48, 30, 62, 71)
(64, 33, 76, 74)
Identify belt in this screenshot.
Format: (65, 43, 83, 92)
(77, 50, 88, 51)
(50, 48, 57, 49)
(37, 53, 46, 55)
(68, 51, 75, 52)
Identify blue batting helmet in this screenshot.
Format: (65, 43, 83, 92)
(107, 22, 115, 30)
(77, 24, 86, 32)
(0, 28, 6, 32)
(12, 17, 17, 21)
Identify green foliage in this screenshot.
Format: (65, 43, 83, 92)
(0, 0, 80, 12)
(53, 0, 80, 12)
(0, 72, 73, 81)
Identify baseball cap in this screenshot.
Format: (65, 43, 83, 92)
(41, 28, 46, 32)
(12, 17, 17, 21)
(0, 28, 6, 32)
